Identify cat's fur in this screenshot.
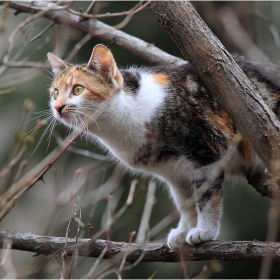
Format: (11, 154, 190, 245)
(47, 44, 280, 247)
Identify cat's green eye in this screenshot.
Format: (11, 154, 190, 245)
(53, 89, 59, 100)
(73, 85, 84, 96)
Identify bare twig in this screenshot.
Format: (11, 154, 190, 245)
(54, 132, 109, 161)
(4, 1, 184, 65)
(0, 243, 17, 279)
(29, 21, 55, 43)
(65, 1, 149, 20)
(61, 251, 67, 280)
(0, 131, 81, 222)
(0, 61, 47, 68)
(136, 180, 156, 243)
(84, 1, 95, 15)
(259, 200, 280, 278)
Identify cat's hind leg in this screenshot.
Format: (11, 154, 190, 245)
(186, 172, 224, 245)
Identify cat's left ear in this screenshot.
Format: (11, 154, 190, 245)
(47, 53, 68, 75)
(87, 45, 118, 79)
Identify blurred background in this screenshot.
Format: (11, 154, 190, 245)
(0, 1, 280, 278)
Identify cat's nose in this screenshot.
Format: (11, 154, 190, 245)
(54, 104, 65, 115)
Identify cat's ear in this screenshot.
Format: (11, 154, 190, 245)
(87, 44, 118, 79)
(47, 53, 68, 74)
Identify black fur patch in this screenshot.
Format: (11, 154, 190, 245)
(121, 70, 141, 95)
(198, 172, 224, 211)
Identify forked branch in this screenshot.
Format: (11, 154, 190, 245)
(2, 1, 184, 66)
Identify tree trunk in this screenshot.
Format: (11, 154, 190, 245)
(151, 1, 280, 198)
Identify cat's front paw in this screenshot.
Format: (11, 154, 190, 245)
(167, 228, 188, 249)
(186, 227, 217, 245)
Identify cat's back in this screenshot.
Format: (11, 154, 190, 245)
(122, 60, 280, 169)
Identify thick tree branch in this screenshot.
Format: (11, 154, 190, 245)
(1, 230, 280, 263)
(151, 1, 280, 199)
(2, 1, 184, 66)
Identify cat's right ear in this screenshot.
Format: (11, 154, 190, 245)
(47, 53, 68, 75)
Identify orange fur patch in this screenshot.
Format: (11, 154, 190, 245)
(211, 193, 222, 210)
(152, 73, 169, 87)
(56, 68, 115, 103)
(238, 138, 252, 161)
(209, 109, 234, 136)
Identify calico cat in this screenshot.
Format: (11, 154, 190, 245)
(47, 44, 280, 247)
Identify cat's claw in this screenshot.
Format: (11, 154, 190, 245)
(186, 227, 217, 245)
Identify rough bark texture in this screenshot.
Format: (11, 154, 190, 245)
(151, 1, 280, 198)
(1, 230, 280, 263)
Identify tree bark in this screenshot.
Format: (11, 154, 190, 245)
(151, 1, 280, 198)
(1, 230, 280, 263)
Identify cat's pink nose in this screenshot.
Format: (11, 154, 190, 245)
(54, 104, 65, 115)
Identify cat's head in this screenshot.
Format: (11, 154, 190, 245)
(47, 44, 123, 129)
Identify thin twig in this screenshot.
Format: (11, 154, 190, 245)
(0, 131, 81, 222)
(65, 1, 149, 20)
(259, 200, 280, 278)
(29, 21, 55, 43)
(135, 180, 156, 243)
(84, 1, 95, 15)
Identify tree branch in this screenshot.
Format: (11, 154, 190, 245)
(3, 1, 184, 66)
(1, 230, 280, 263)
(151, 1, 280, 199)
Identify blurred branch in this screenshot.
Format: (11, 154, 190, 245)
(0, 61, 48, 69)
(1, 230, 280, 263)
(218, 7, 269, 62)
(0, 131, 81, 222)
(3, 1, 184, 66)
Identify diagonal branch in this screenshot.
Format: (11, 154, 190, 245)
(1, 230, 280, 263)
(151, 1, 280, 199)
(2, 1, 184, 66)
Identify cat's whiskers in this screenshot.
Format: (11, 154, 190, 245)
(70, 113, 92, 143)
(80, 105, 107, 121)
(28, 110, 53, 123)
(41, 74, 53, 81)
(76, 109, 101, 131)
(75, 113, 88, 132)
(46, 118, 59, 151)
(44, 69, 54, 77)
(27, 114, 53, 135)
(31, 117, 58, 154)
(77, 112, 92, 141)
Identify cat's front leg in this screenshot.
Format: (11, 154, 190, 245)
(167, 184, 197, 248)
(167, 206, 197, 248)
(167, 172, 224, 248)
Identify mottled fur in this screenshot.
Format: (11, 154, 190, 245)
(47, 45, 280, 247)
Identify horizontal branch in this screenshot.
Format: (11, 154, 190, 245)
(4, 1, 184, 66)
(1, 230, 280, 263)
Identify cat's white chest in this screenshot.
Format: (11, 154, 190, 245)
(88, 73, 167, 166)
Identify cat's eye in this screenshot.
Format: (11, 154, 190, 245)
(73, 85, 84, 96)
(53, 89, 59, 100)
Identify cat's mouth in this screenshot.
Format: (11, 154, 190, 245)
(54, 110, 70, 122)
